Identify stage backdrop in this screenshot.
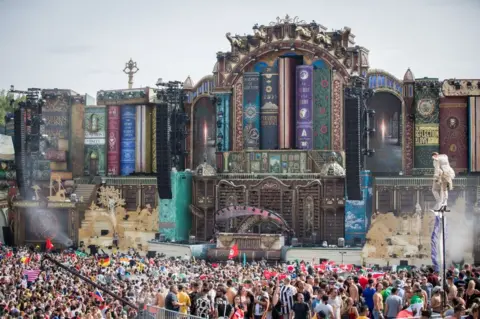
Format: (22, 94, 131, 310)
(439, 97, 468, 173)
(366, 92, 402, 174)
(24, 208, 69, 242)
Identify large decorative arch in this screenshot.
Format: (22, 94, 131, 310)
(367, 69, 407, 173)
(213, 16, 370, 151)
(190, 96, 216, 168)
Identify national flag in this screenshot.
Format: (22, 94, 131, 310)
(75, 250, 88, 258)
(228, 244, 239, 259)
(21, 256, 31, 264)
(93, 290, 104, 302)
(23, 269, 41, 282)
(98, 256, 110, 267)
(46, 238, 54, 251)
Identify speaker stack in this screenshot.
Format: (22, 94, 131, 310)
(156, 103, 172, 199)
(344, 91, 362, 200)
(13, 108, 27, 197)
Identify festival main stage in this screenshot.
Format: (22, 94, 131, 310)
(8, 15, 480, 266)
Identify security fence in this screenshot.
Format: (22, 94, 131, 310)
(138, 306, 204, 319)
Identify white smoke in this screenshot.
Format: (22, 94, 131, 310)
(25, 208, 73, 247)
(444, 195, 474, 264)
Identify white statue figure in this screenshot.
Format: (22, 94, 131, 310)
(431, 152, 456, 212)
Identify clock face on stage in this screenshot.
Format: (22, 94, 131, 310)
(417, 99, 435, 117)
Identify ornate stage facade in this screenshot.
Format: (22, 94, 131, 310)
(9, 15, 480, 265)
(183, 16, 480, 264)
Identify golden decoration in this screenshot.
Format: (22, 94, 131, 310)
(47, 174, 67, 202)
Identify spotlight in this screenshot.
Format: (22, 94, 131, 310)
(454, 81, 461, 90)
(367, 109, 376, 117)
(217, 120, 222, 128)
(466, 81, 472, 88)
(477, 82, 480, 89)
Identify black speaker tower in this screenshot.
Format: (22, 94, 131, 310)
(12, 88, 47, 199)
(13, 108, 27, 196)
(344, 92, 362, 200)
(156, 103, 172, 199)
(344, 76, 374, 201)
(155, 80, 188, 199)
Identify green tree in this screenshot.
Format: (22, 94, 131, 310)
(0, 89, 26, 125)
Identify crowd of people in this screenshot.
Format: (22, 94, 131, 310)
(1, 245, 480, 319)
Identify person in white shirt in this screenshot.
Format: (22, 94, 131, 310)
(315, 295, 335, 319)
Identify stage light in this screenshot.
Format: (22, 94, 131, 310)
(477, 82, 480, 89)
(454, 81, 461, 90)
(467, 81, 472, 88)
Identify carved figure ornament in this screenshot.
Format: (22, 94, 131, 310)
(295, 26, 312, 39)
(226, 32, 248, 51)
(252, 24, 267, 41)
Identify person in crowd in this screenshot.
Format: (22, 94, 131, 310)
(362, 279, 376, 315)
(384, 287, 402, 319)
(291, 292, 310, 319)
(178, 284, 191, 314)
(165, 285, 181, 312)
(372, 282, 383, 319)
(314, 295, 334, 319)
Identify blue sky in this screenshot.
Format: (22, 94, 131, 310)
(0, 0, 479, 97)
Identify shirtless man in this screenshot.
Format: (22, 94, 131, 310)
(373, 283, 384, 319)
(347, 277, 359, 304)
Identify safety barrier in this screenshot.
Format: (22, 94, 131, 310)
(138, 306, 204, 319)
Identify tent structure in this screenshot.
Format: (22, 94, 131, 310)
(0, 135, 14, 161)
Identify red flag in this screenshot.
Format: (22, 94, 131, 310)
(228, 244, 239, 259)
(45, 238, 54, 251)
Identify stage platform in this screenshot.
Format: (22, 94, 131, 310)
(147, 241, 364, 264)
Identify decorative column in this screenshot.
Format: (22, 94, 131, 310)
(402, 69, 415, 175)
(243, 73, 261, 150)
(413, 79, 441, 175)
(215, 93, 231, 152)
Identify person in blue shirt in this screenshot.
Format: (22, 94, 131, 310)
(362, 279, 376, 314)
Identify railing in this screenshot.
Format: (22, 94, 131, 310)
(74, 176, 158, 185)
(139, 306, 204, 319)
(375, 176, 479, 187)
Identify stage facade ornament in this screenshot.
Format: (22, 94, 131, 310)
(214, 15, 369, 90)
(442, 79, 480, 97)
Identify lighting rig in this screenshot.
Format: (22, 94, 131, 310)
(347, 76, 376, 170)
(10, 86, 49, 199)
(155, 79, 189, 170)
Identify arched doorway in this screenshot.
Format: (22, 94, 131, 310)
(366, 92, 403, 174)
(192, 97, 216, 168)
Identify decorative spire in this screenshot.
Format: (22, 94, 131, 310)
(123, 58, 139, 89)
(403, 68, 415, 83)
(183, 75, 194, 89)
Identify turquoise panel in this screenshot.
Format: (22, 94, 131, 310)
(158, 171, 192, 241)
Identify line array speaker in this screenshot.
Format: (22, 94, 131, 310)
(14, 108, 27, 197)
(344, 95, 362, 200)
(156, 103, 172, 199)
